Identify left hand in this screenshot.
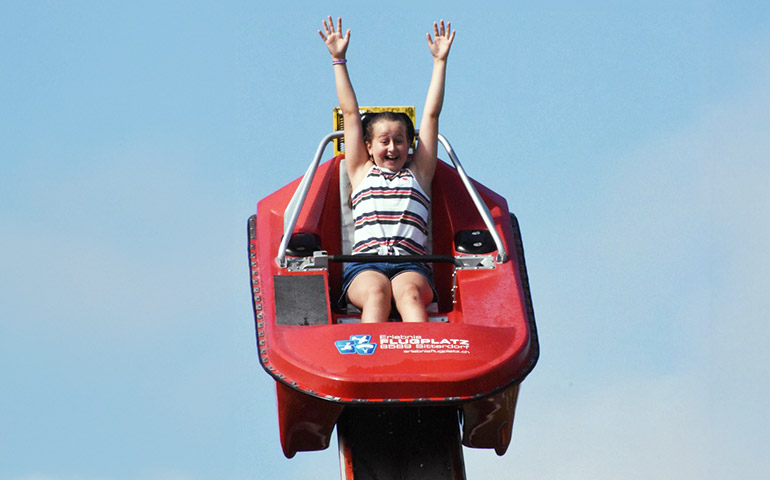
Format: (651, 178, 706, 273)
(426, 20, 455, 61)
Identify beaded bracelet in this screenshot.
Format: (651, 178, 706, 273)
(332, 59, 347, 65)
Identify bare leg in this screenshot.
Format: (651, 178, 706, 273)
(391, 272, 433, 323)
(346, 270, 392, 323)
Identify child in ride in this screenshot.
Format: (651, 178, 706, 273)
(319, 16, 455, 323)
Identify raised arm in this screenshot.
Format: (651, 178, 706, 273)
(319, 16, 369, 185)
(412, 20, 456, 188)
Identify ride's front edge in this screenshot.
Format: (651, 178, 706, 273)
(248, 210, 536, 477)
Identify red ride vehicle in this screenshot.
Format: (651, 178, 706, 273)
(248, 111, 538, 479)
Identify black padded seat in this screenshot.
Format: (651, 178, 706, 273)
(286, 232, 322, 257)
(454, 229, 495, 254)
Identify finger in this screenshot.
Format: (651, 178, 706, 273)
(322, 18, 330, 35)
(327, 15, 334, 32)
(433, 21, 439, 38)
(318, 30, 327, 41)
(426, 32, 433, 47)
(439, 19, 445, 36)
(345, 28, 351, 41)
(337, 17, 342, 34)
(446, 21, 452, 37)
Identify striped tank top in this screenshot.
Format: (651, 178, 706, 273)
(351, 165, 430, 256)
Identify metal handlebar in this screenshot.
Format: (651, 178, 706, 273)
(276, 131, 342, 268)
(275, 131, 508, 267)
(436, 133, 508, 264)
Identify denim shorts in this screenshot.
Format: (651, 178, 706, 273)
(340, 261, 437, 306)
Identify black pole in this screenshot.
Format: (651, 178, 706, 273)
(328, 254, 458, 265)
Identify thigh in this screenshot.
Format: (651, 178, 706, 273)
(346, 270, 392, 306)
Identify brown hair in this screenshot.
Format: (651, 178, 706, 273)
(361, 111, 415, 146)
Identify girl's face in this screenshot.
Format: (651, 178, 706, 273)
(366, 120, 410, 171)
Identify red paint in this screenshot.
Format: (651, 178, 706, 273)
(248, 155, 538, 457)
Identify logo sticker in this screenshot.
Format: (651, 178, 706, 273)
(379, 334, 470, 354)
(335, 334, 377, 355)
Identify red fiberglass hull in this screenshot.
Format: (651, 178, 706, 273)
(249, 156, 537, 404)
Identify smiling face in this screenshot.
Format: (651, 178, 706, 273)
(365, 119, 410, 171)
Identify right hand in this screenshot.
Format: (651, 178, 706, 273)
(318, 16, 350, 61)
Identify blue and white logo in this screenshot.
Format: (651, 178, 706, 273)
(335, 334, 377, 355)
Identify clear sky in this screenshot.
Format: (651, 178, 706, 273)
(2, 1, 768, 479)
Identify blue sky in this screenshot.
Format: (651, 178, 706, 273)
(1, 1, 768, 479)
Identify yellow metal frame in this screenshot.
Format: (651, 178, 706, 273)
(332, 106, 416, 156)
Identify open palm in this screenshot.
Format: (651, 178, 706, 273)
(427, 20, 455, 60)
(319, 16, 350, 60)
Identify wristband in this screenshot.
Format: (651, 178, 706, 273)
(332, 59, 347, 65)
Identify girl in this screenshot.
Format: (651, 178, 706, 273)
(319, 16, 455, 323)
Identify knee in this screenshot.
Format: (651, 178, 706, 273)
(362, 284, 391, 306)
(395, 284, 425, 306)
